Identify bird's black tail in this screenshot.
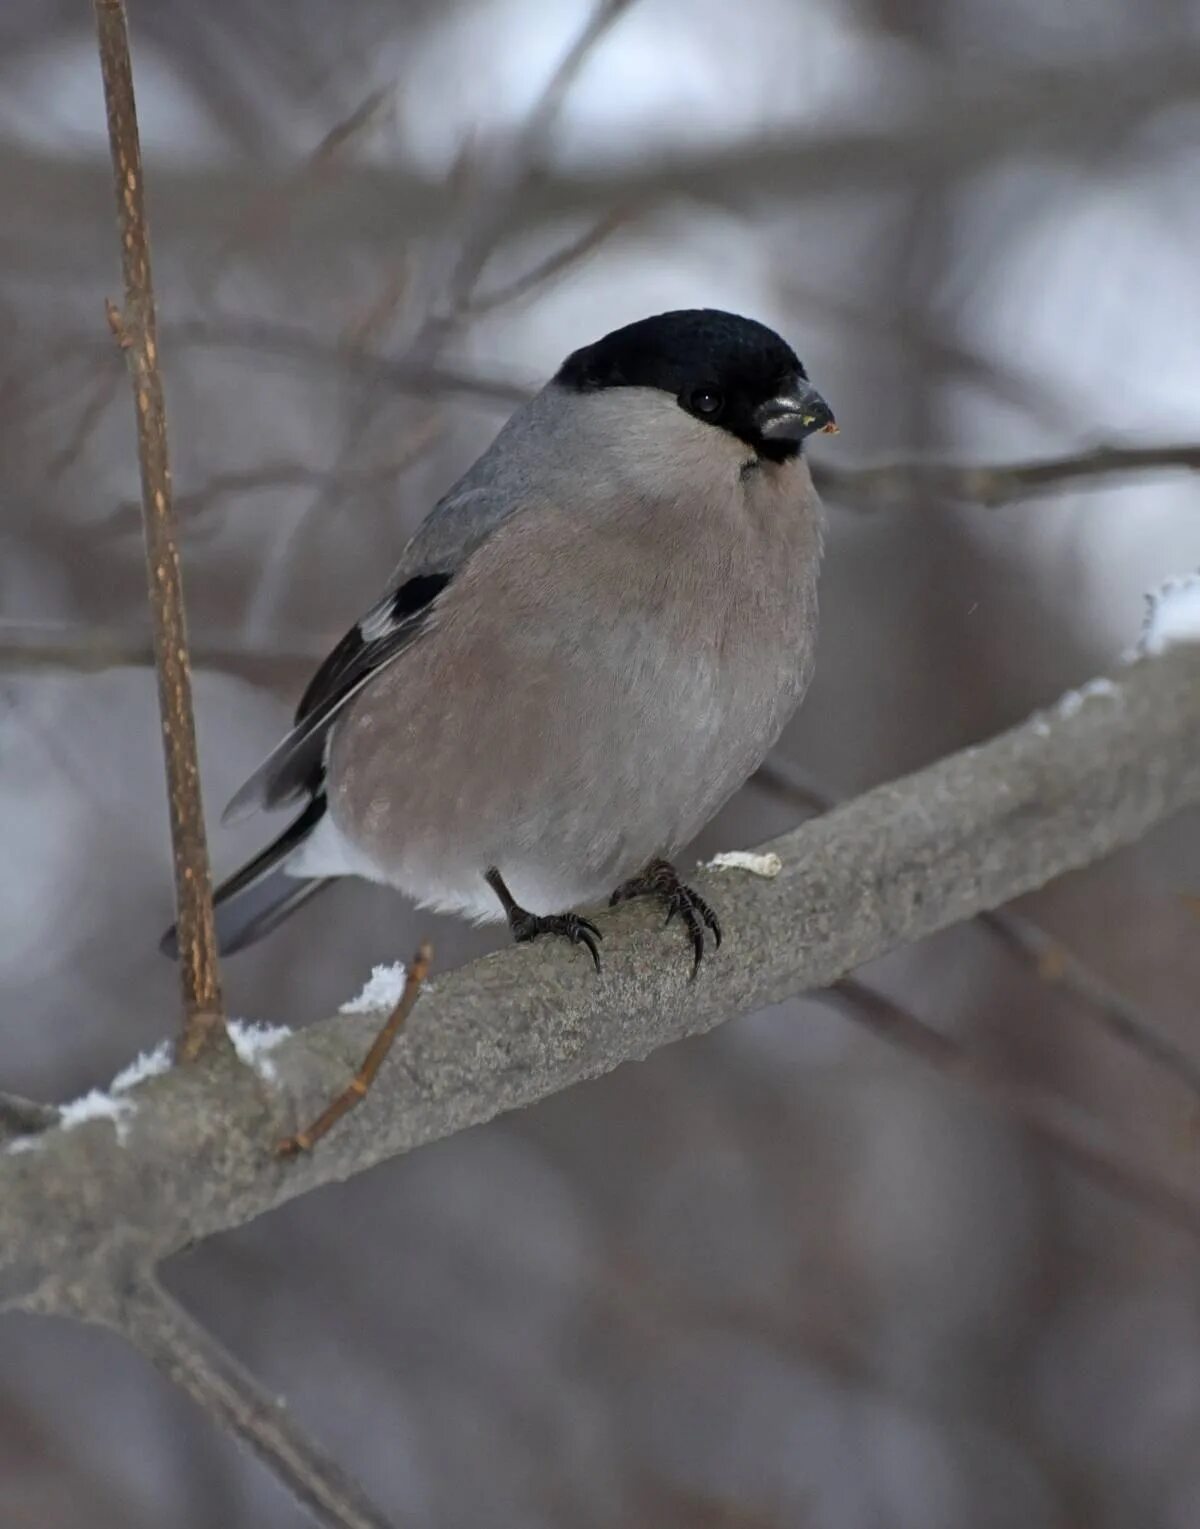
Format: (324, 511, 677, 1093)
(159, 795, 334, 958)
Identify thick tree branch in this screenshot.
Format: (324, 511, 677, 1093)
(93, 0, 226, 1060)
(3, 644, 1200, 1315)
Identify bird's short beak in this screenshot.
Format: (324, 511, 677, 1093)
(754, 382, 838, 442)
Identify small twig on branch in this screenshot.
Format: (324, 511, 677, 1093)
(111, 1275, 398, 1529)
(277, 941, 433, 1157)
(92, 0, 227, 1061)
(824, 980, 1200, 1240)
(752, 754, 1200, 1106)
(816, 442, 1200, 511)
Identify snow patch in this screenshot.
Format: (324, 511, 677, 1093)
(340, 963, 409, 1014)
(5, 1040, 173, 1155)
(58, 1089, 135, 1142)
(227, 1020, 292, 1084)
(1057, 676, 1120, 718)
(111, 1040, 173, 1094)
(1140, 572, 1200, 655)
(707, 850, 783, 878)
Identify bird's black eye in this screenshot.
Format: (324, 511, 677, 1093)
(687, 387, 724, 419)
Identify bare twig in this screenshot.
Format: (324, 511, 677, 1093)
(12, 47, 1200, 271)
(752, 753, 1200, 1106)
(46, 365, 124, 479)
(156, 418, 441, 525)
(207, 85, 396, 289)
(165, 319, 534, 407)
(518, 0, 636, 153)
(92, 0, 226, 1061)
(825, 980, 1200, 1239)
(0, 617, 322, 682)
(321, 0, 635, 615)
(4, 645, 1200, 1316)
(817, 442, 1200, 511)
(466, 206, 631, 316)
(979, 907, 1200, 1100)
(277, 941, 433, 1157)
(433, 0, 637, 322)
(782, 276, 1070, 429)
(110, 1275, 398, 1529)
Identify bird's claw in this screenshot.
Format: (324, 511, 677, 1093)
(512, 909, 603, 972)
(611, 858, 722, 977)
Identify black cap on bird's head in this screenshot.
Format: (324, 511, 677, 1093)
(556, 308, 836, 463)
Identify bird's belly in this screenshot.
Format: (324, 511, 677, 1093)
(321, 625, 811, 919)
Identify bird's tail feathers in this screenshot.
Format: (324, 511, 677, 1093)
(159, 796, 333, 958)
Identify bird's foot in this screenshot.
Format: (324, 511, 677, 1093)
(485, 867, 602, 972)
(510, 908, 603, 971)
(609, 857, 721, 976)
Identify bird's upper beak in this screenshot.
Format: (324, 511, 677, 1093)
(754, 381, 838, 442)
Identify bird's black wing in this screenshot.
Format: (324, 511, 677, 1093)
(221, 570, 451, 822)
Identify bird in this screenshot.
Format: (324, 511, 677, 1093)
(164, 308, 835, 974)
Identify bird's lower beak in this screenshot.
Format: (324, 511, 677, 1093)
(754, 383, 838, 442)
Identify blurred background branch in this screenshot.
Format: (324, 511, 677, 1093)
(108, 1277, 399, 1529)
(753, 755, 1200, 1105)
(818, 443, 1200, 510)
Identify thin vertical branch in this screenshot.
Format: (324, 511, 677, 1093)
(92, 0, 226, 1061)
(114, 1276, 398, 1529)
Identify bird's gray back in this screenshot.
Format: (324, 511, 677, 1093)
(391, 384, 574, 583)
